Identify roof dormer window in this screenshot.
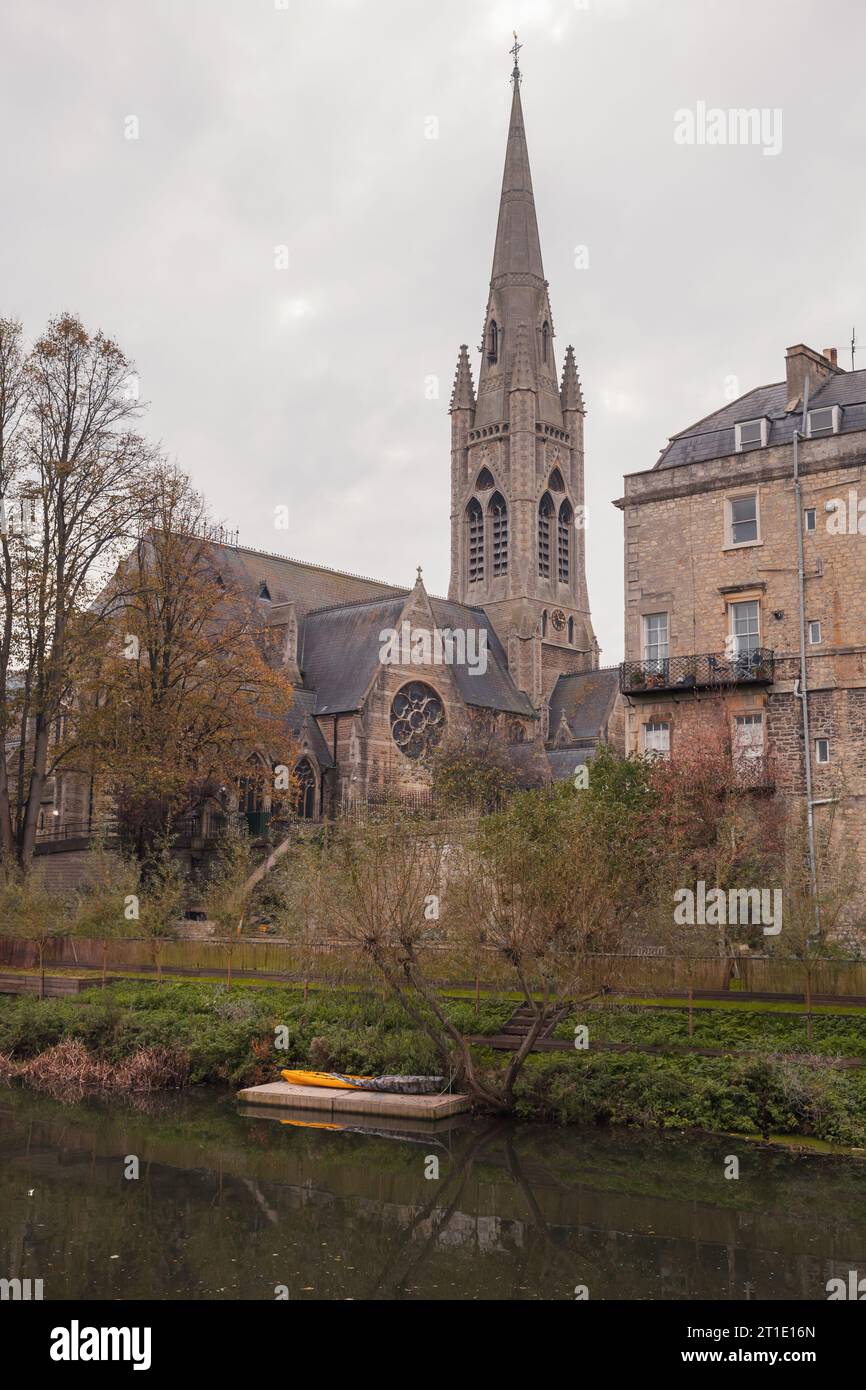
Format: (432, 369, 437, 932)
(734, 418, 768, 451)
(807, 405, 841, 438)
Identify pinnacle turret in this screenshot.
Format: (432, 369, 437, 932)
(449, 344, 476, 413)
(560, 345, 585, 414)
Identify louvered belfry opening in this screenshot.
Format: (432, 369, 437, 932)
(467, 498, 484, 583)
(538, 493, 554, 576)
(490, 492, 508, 575)
(558, 500, 572, 583)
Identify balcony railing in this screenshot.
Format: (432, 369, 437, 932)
(620, 648, 774, 696)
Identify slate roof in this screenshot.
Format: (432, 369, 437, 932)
(301, 595, 408, 715)
(300, 593, 535, 718)
(655, 368, 866, 470)
(546, 747, 591, 782)
(201, 541, 407, 618)
(548, 668, 620, 743)
(428, 598, 535, 717)
(281, 688, 335, 768)
(245, 688, 335, 768)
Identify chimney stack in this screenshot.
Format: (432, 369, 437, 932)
(785, 343, 842, 410)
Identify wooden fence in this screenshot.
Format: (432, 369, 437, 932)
(2, 935, 866, 999)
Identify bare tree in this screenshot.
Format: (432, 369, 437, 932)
(0, 313, 157, 871)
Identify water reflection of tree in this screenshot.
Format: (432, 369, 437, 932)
(2, 1089, 864, 1302)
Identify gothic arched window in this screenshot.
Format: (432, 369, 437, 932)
(467, 498, 484, 584)
(542, 610, 549, 638)
(489, 492, 508, 576)
(548, 467, 565, 491)
(568, 616, 575, 644)
(538, 493, 554, 577)
(542, 321, 550, 363)
(475, 467, 495, 490)
(487, 320, 498, 363)
(558, 500, 573, 583)
(294, 757, 316, 820)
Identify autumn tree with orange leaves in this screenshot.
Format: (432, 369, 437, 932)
(78, 466, 298, 857)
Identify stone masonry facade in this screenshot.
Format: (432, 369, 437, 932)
(616, 343, 866, 883)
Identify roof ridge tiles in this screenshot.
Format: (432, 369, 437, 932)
(306, 590, 484, 618)
(209, 538, 405, 591)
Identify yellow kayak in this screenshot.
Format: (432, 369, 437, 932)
(281, 1069, 371, 1090)
(280, 1069, 446, 1094)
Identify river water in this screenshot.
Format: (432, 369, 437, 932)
(1, 1086, 863, 1301)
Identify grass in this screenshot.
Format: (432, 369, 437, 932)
(553, 1000, 866, 1057)
(1, 981, 864, 1144)
(616, 993, 866, 1017)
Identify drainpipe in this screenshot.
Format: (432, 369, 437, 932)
(792, 379, 821, 933)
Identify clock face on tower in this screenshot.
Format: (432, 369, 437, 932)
(551, 609, 567, 632)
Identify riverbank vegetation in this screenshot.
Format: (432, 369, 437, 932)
(2, 731, 865, 1116)
(1, 981, 865, 1145)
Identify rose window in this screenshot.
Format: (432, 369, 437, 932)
(390, 682, 445, 760)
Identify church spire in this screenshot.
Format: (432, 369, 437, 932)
(448, 52, 597, 684)
(474, 56, 562, 431)
(491, 54, 544, 290)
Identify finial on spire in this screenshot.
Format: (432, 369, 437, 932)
(415, 565, 423, 586)
(510, 31, 522, 84)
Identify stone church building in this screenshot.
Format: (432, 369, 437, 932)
(32, 64, 620, 868)
(181, 66, 621, 822)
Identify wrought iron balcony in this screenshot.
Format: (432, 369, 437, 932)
(619, 648, 774, 696)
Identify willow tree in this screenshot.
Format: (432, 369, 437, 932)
(310, 807, 501, 1100)
(450, 783, 628, 1107)
(312, 785, 628, 1112)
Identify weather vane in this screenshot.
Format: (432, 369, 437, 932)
(510, 31, 522, 83)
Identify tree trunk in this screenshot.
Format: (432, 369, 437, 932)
(38, 943, 46, 1000)
(19, 718, 51, 871)
(101, 940, 108, 989)
(0, 754, 15, 863)
(688, 979, 694, 1038)
(805, 970, 813, 1043)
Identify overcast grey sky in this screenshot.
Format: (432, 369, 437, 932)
(2, 0, 865, 662)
